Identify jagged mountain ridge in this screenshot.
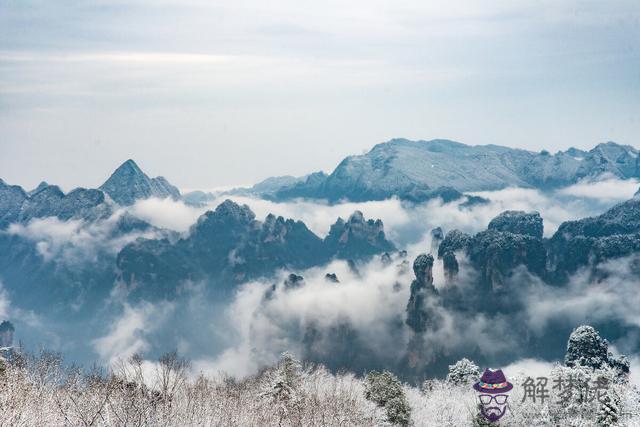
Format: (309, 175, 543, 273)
(0, 159, 181, 229)
(0, 180, 112, 228)
(0, 158, 397, 305)
(116, 200, 395, 298)
(233, 139, 639, 202)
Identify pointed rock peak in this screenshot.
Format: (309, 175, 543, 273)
(215, 199, 240, 213)
(100, 159, 179, 206)
(413, 253, 434, 278)
(348, 211, 365, 223)
(261, 213, 290, 236)
(283, 273, 304, 289)
(100, 159, 150, 190)
(30, 181, 49, 195)
(102, 159, 145, 183)
(31, 184, 64, 198)
(324, 273, 339, 283)
(120, 158, 144, 173)
(213, 199, 256, 222)
(431, 227, 444, 240)
(264, 212, 287, 223)
(381, 252, 392, 265)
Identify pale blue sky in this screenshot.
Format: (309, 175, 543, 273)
(1, 0, 639, 190)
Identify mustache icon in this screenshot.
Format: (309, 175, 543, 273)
(481, 405, 506, 422)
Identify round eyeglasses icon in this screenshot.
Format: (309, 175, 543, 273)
(479, 394, 509, 405)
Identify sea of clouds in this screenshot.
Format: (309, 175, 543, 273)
(5, 175, 640, 381)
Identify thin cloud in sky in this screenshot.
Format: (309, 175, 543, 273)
(0, 0, 638, 190)
(0, 51, 243, 64)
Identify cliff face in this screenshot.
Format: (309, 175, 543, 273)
(468, 230, 547, 291)
(547, 198, 640, 282)
(419, 197, 640, 317)
(406, 254, 440, 334)
(438, 230, 472, 258)
(488, 211, 544, 239)
(403, 195, 640, 377)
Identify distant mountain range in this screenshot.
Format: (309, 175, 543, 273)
(0, 137, 638, 308)
(0, 157, 178, 228)
(0, 159, 395, 309)
(4, 139, 636, 218)
(2, 139, 640, 377)
(227, 139, 640, 202)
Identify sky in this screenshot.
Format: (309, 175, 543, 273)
(1, 0, 639, 191)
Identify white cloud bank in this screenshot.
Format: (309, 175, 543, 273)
(7, 177, 640, 378)
(194, 256, 413, 378)
(129, 197, 208, 233)
(7, 212, 160, 264)
(116, 176, 639, 251)
(93, 301, 176, 365)
(557, 174, 640, 201)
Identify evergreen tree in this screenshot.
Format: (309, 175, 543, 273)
(596, 390, 621, 426)
(364, 370, 411, 426)
(260, 352, 303, 424)
(446, 358, 480, 386)
(565, 325, 630, 381)
(565, 325, 609, 370)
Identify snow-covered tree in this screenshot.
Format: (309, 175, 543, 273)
(364, 370, 411, 426)
(446, 358, 480, 386)
(385, 395, 412, 426)
(597, 389, 621, 426)
(565, 325, 630, 381)
(565, 325, 609, 370)
(0, 345, 639, 426)
(261, 352, 302, 401)
(608, 353, 631, 383)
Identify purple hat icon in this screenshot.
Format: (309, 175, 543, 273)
(473, 369, 513, 394)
